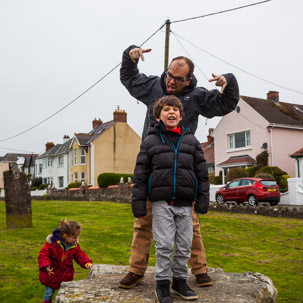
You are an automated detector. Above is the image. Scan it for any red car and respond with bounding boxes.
[215,177,280,206]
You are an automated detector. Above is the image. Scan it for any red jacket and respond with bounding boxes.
[38,233,92,289]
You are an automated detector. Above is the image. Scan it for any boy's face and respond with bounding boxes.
[157,105,182,130]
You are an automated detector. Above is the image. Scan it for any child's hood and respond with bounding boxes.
[46,228,61,244]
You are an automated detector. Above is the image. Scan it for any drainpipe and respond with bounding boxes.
[269,126,274,166]
[295,157,300,178]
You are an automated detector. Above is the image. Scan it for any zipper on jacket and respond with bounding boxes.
[148,173,153,196]
[194,174,198,201]
[167,128,190,198]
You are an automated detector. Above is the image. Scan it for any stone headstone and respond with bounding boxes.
[55,265,277,303]
[3,162,32,229]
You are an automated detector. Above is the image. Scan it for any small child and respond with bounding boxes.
[38,219,92,303]
[132,95,209,303]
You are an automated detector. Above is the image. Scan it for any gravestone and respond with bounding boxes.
[3,162,32,229]
[56,265,278,303]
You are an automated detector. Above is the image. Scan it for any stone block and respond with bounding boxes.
[3,163,32,229]
[55,265,277,303]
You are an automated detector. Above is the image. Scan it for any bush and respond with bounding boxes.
[279,174,291,192]
[214,176,223,185]
[256,150,268,167]
[208,173,215,184]
[30,186,38,191]
[67,182,81,189]
[226,168,249,182]
[254,172,275,180]
[38,184,47,190]
[31,177,42,187]
[247,166,255,177]
[255,166,288,189]
[98,173,134,188]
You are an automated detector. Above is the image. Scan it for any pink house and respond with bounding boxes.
[213,91,303,182]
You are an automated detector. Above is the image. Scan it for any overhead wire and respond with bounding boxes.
[172,31,303,95]
[0,24,165,144]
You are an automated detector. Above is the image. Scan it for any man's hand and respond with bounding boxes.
[209,73,227,94]
[129,48,152,63]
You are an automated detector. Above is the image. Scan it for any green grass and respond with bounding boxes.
[0,200,302,303]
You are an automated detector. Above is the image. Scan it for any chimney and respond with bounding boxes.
[45,142,55,151]
[92,118,103,128]
[113,107,127,123]
[267,91,279,104]
[63,135,70,143]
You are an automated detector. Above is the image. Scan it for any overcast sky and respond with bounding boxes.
[0,0,302,157]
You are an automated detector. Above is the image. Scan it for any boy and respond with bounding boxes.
[131,95,209,303]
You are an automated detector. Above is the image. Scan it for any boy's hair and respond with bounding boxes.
[59,219,81,236]
[153,96,184,119]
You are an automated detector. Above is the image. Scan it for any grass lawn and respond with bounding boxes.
[0,200,302,303]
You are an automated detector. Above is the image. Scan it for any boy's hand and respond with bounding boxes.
[46,266,54,276]
[85,263,93,269]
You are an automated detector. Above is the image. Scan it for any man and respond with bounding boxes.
[119,45,239,289]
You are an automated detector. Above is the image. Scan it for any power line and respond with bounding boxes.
[0,146,39,154]
[171,0,272,24]
[0,25,164,144]
[172,31,303,95]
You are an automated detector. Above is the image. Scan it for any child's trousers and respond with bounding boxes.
[152,201,193,281]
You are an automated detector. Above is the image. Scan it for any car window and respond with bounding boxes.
[241,179,254,186]
[227,180,241,188]
[260,180,277,186]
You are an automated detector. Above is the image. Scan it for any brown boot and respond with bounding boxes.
[119,272,144,289]
[195,273,213,287]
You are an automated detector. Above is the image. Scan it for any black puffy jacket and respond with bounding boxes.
[120,45,240,139]
[131,122,209,218]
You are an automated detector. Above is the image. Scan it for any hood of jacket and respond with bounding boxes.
[147,120,190,137]
[160,69,198,97]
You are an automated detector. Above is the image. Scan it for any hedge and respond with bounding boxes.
[98,173,134,188]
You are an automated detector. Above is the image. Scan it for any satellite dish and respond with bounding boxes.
[236,106,240,113]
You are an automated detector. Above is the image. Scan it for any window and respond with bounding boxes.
[39,164,42,173]
[74,172,78,182]
[47,158,53,167]
[58,176,64,188]
[43,159,47,168]
[81,172,85,183]
[227,180,241,188]
[81,148,86,164]
[229,131,251,150]
[58,156,64,166]
[74,149,78,165]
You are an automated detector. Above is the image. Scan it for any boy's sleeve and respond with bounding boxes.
[38,243,52,270]
[193,139,210,214]
[74,244,92,268]
[131,141,152,218]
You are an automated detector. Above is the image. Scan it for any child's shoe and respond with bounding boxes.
[155,280,173,303]
[43,300,52,303]
[171,277,198,300]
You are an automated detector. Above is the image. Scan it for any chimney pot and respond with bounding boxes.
[93,118,103,128]
[45,142,55,151]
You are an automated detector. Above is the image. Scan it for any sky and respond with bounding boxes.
[0,0,302,157]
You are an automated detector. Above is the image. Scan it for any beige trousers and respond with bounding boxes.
[129,201,208,276]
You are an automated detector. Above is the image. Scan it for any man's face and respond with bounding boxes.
[165,60,192,95]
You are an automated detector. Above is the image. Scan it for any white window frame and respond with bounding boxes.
[80,148,86,165]
[74,172,78,182]
[58,156,64,167]
[228,131,251,150]
[58,176,64,188]
[74,149,78,165]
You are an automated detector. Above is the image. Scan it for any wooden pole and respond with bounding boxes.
[164,19,171,71]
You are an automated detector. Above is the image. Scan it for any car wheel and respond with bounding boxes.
[248,195,258,206]
[216,194,225,204]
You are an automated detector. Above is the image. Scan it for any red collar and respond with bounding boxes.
[168,125,181,135]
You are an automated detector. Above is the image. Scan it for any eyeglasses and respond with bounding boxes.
[166,71,190,84]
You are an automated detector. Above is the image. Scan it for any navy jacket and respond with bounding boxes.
[120,45,240,139]
[131,122,209,218]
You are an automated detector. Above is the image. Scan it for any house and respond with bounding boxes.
[69,108,141,187]
[0,153,38,189]
[200,128,215,174]
[290,147,303,178]
[213,91,303,182]
[36,137,72,188]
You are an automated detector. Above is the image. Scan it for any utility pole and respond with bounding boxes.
[164,19,171,71]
